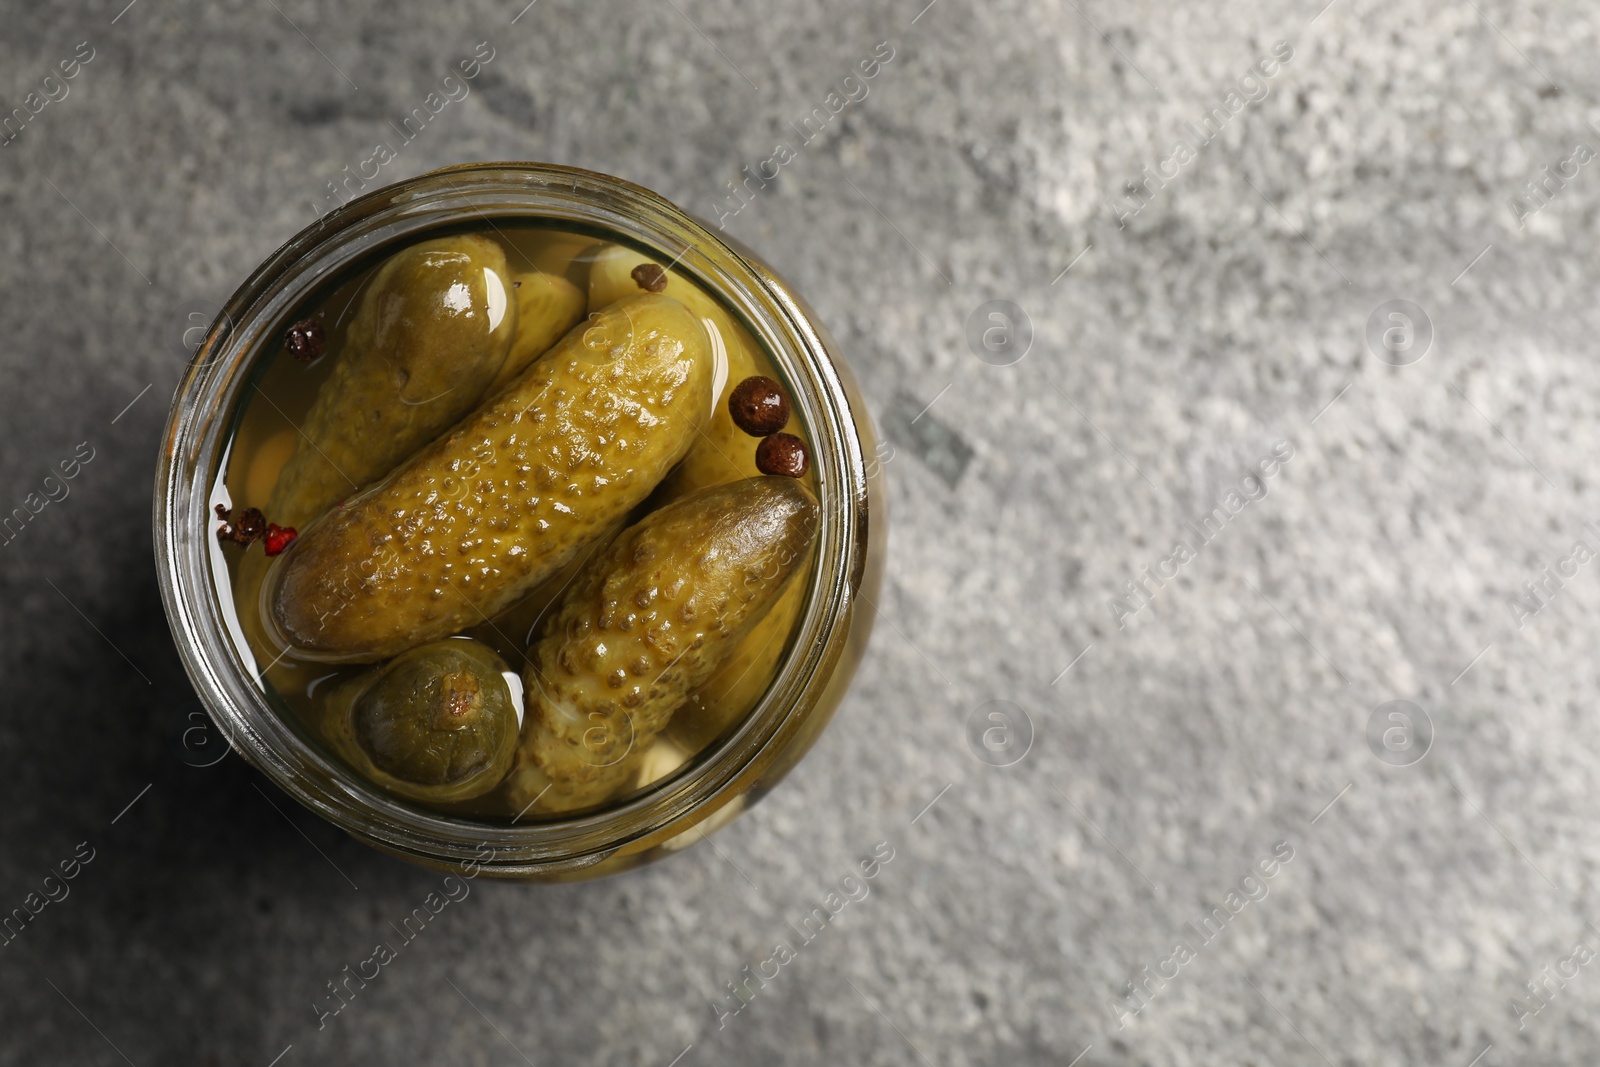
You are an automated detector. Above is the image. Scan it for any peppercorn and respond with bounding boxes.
[263,523,298,556]
[630,263,668,293]
[755,433,809,478]
[284,314,326,362]
[729,375,790,436]
[219,507,266,546]
[215,504,290,551]
[238,508,268,543]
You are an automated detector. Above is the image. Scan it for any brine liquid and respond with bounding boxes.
[213,222,814,821]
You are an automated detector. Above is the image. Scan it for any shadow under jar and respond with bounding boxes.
[154,163,885,881]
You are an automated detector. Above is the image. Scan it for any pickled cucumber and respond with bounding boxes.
[321,639,518,803]
[459,517,625,662]
[667,572,807,752]
[487,271,585,392]
[269,234,517,530]
[265,294,713,662]
[506,476,819,813]
[587,244,768,497]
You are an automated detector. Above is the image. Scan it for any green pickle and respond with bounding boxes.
[270,233,517,529]
[488,271,585,392]
[505,477,818,813]
[667,574,808,752]
[265,294,713,662]
[321,639,518,804]
[233,233,519,703]
[217,224,820,820]
[589,243,794,497]
[587,246,816,751]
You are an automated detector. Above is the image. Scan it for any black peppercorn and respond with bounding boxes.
[284,315,326,362]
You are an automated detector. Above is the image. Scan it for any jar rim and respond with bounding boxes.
[153,162,872,876]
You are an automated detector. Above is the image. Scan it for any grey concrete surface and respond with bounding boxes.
[3,0,1600,1063]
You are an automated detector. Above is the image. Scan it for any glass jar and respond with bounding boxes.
[153,162,885,880]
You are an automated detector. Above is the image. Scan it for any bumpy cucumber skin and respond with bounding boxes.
[508,476,818,812]
[658,332,763,497]
[270,234,517,530]
[267,294,712,662]
[589,245,815,750]
[667,572,807,752]
[588,244,770,496]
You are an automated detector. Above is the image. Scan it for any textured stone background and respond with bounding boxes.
[4,0,1600,1063]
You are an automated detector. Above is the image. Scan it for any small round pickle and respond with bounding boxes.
[266,294,713,662]
[506,476,819,813]
[322,639,518,804]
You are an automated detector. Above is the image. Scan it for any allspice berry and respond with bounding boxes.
[729,375,790,436]
[630,263,668,293]
[232,507,267,545]
[755,433,809,478]
[284,315,326,362]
